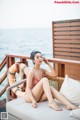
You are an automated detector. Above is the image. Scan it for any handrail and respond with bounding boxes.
[0,83,9,96]
[49,58,80,65]
[0,56,9,97]
[6,79,26,102]
[0,54,80,98]
[0,56,8,70]
[6,54,80,65]
[0,71,7,84]
[6,54,30,60]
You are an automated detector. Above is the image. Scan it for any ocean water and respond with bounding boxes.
[0,28,53,62]
[0,27,53,99]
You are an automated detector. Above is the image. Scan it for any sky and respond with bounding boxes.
[0,0,80,28]
[0,0,53,28]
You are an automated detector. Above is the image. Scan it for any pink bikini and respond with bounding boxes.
[31,69,45,89]
[31,77,39,89]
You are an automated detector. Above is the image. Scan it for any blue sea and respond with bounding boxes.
[0,27,53,99]
[0,28,53,62]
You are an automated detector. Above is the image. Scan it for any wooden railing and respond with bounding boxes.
[0,56,8,70]
[0,54,29,97]
[0,54,80,97]
[0,56,8,96]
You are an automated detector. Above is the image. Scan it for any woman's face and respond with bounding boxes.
[33,53,43,65]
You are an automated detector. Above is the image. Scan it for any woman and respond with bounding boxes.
[8,62,29,97]
[25,51,77,111]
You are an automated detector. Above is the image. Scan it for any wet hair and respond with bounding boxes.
[30,51,41,64]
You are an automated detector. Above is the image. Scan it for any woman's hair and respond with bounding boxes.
[30,51,41,60]
[30,51,41,64]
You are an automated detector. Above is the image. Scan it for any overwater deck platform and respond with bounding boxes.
[0,99,6,112]
[0,18,80,120]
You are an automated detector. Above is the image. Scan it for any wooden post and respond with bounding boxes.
[9,57,15,67]
[58,63,65,77]
[20,58,28,91]
[7,56,15,68]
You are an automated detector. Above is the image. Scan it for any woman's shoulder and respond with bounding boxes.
[41,68,46,73]
[28,68,34,75]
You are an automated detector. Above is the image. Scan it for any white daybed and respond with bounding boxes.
[6,79,78,120]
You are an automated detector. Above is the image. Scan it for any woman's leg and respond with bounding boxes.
[39,93,47,102]
[25,77,61,110]
[50,86,77,110]
[39,86,77,110]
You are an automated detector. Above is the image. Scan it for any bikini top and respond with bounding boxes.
[31,69,45,88]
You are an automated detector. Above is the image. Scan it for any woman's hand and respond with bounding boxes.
[43,58,49,65]
[32,101,37,108]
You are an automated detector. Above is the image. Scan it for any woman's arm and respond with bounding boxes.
[43,58,57,79]
[26,70,37,107]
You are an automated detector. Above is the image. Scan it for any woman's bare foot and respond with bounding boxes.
[48,101,62,111]
[65,104,78,110]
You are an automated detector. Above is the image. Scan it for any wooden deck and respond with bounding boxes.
[0,99,6,112]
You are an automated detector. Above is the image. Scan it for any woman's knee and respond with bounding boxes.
[50,86,54,90]
[50,86,58,94]
[41,77,49,83]
[50,86,56,91]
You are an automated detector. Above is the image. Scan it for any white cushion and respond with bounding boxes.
[6,98,71,120]
[69,107,80,120]
[60,75,80,106]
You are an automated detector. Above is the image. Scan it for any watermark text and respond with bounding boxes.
[54,1,80,4]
